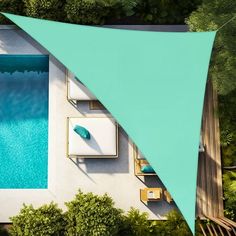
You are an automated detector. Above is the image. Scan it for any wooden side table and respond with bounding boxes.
[140,188,163,203]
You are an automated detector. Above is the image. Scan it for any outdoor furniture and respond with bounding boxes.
[67,70,97,102]
[133,145,156,176]
[140,188,163,203]
[89,101,106,110]
[164,190,173,204]
[67,117,118,158]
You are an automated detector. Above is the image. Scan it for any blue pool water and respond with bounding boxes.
[0,55,49,188]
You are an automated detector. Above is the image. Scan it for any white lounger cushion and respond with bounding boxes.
[68,117,118,157]
[67,71,97,101]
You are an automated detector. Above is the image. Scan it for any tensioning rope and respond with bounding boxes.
[217,14,236,31]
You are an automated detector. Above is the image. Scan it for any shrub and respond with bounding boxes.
[0,0,24,24]
[0,0,203,25]
[223,171,236,221]
[118,0,139,17]
[161,210,193,236]
[7,192,206,236]
[120,209,204,236]
[218,89,236,166]
[136,0,202,24]
[65,0,141,25]
[65,190,123,236]
[23,0,66,21]
[119,208,153,236]
[65,0,115,25]
[9,203,66,236]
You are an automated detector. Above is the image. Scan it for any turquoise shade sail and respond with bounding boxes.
[2,13,216,235]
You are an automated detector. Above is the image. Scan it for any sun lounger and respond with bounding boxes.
[67,70,97,102]
[133,145,156,176]
[67,117,118,158]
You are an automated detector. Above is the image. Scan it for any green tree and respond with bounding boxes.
[64,0,140,25]
[218,89,236,166]
[223,171,236,221]
[0,0,24,24]
[23,0,66,21]
[136,0,202,24]
[160,210,192,236]
[65,190,123,236]
[120,209,204,236]
[186,0,236,95]
[119,208,153,236]
[119,0,139,17]
[65,0,117,25]
[9,203,66,236]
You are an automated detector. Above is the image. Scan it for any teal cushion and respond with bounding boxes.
[73,125,90,140]
[141,165,155,173]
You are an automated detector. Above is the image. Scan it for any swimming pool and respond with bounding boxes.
[0,55,49,188]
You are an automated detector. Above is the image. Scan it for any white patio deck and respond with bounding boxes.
[0,26,177,222]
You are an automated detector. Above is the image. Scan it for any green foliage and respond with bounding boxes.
[7,192,206,236]
[160,210,192,236]
[218,89,236,166]
[222,144,236,167]
[65,0,113,24]
[0,0,201,25]
[218,89,236,136]
[9,203,66,236]
[120,209,203,236]
[151,211,203,236]
[0,0,24,24]
[23,0,66,21]
[186,0,236,95]
[119,0,139,17]
[136,0,202,24]
[223,171,236,221]
[65,190,123,236]
[64,0,140,25]
[119,208,153,236]
[220,128,233,147]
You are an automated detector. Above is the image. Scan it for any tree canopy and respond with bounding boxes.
[65,190,123,236]
[223,171,236,221]
[0,0,202,25]
[7,190,205,236]
[187,0,236,95]
[9,203,66,236]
